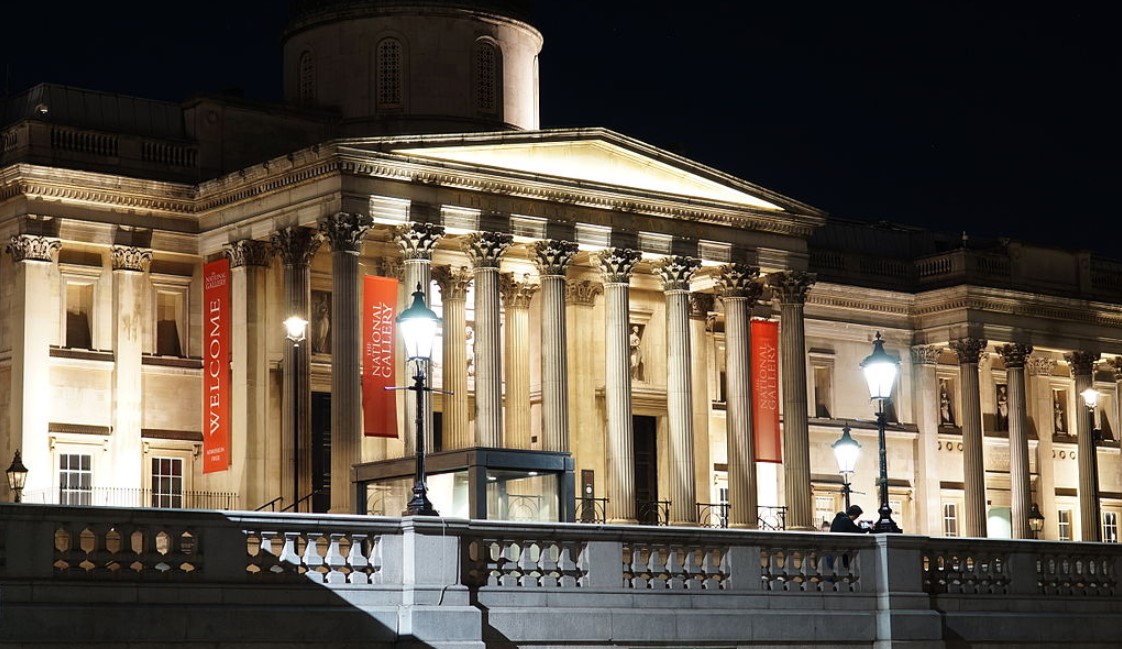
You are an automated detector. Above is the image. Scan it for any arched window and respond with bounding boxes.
[474,41,501,115]
[376,38,403,109]
[298,51,316,106]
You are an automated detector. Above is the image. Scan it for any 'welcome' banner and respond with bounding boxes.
[202,259,231,474]
[363,276,399,438]
[751,319,782,463]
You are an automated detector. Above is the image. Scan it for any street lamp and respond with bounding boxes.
[832,423,861,510]
[1028,502,1045,539]
[397,283,440,517]
[284,315,308,512]
[6,450,28,503]
[860,332,902,533]
[1080,386,1102,539]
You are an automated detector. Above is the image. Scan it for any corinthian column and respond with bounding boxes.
[271,226,322,508]
[320,212,373,513]
[500,273,539,449]
[1027,356,1058,539]
[949,337,988,537]
[394,223,445,455]
[911,345,942,535]
[1066,350,1101,541]
[998,343,1034,539]
[464,232,512,448]
[654,256,701,525]
[720,264,763,528]
[599,248,642,524]
[432,265,473,450]
[532,240,578,453]
[768,271,816,530]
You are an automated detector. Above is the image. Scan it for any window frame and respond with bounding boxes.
[59,264,103,350]
[151,273,191,357]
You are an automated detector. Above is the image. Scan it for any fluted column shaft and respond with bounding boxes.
[721,265,762,528]
[911,346,942,535]
[533,241,578,453]
[600,248,642,524]
[1028,357,1058,539]
[501,274,538,449]
[321,213,372,513]
[997,343,1034,539]
[950,338,987,537]
[272,227,321,508]
[395,223,444,455]
[433,266,472,449]
[1067,351,1101,541]
[769,271,816,530]
[465,232,512,448]
[656,256,701,525]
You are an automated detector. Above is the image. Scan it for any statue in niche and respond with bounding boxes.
[629,324,644,381]
[994,384,1009,431]
[311,291,331,354]
[939,379,954,425]
[465,325,476,377]
[1054,390,1067,434]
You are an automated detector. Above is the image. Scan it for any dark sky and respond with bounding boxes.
[2,2,1119,258]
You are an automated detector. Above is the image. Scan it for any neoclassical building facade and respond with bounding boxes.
[1,0,1120,542]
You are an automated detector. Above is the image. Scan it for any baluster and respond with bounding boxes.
[557,543,578,588]
[324,533,348,584]
[665,548,684,589]
[682,549,700,590]
[279,532,302,574]
[646,545,667,589]
[349,534,371,584]
[539,542,559,588]
[303,534,325,583]
[500,541,521,587]
[517,541,540,587]
[718,549,731,591]
[630,544,649,589]
[702,549,721,590]
[577,543,592,588]
[370,535,385,584]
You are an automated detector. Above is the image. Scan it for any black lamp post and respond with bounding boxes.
[284,315,309,512]
[1028,502,1045,539]
[832,423,861,510]
[1080,387,1102,540]
[6,450,28,503]
[860,332,902,534]
[397,284,440,517]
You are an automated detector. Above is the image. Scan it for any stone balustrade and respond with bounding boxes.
[2,504,1122,648]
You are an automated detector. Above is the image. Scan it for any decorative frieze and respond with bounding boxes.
[949,338,988,365]
[996,343,1034,369]
[910,345,942,365]
[271,226,322,267]
[768,270,816,305]
[532,240,578,277]
[653,255,700,292]
[6,234,61,263]
[689,293,715,321]
[1026,357,1057,377]
[500,273,539,309]
[1064,350,1100,378]
[432,265,473,300]
[319,212,373,253]
[225,239,272,268]
[565,280,603,307]
[394,222,445,260]
[110,246,153,272]
[597,248,642,285]
[463,231,513,268]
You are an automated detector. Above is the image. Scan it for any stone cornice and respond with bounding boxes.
[913,292,1122,329]
[1,164,196,216]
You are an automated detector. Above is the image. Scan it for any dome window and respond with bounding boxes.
[376,38,404,109]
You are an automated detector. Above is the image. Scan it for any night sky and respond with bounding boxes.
[2,2,1118,258]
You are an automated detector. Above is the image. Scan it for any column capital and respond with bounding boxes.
[596,247,642,284]
[1026,357,1056,377]
[110,246,152,272]
[717,263,763,302]
[225,239,273,268]
[432,265,473,300]
[949,338,988,364]
[319,212,373,254]
[996,343,1034,369]
[653,255,700,292]
[394,222,445,260]
[271,226,322,267]
[500,273,539,309]
[767,270,816,304]
[1064,350,1100,378]
[531,239,578,276]
[689,292,715,321]
[1110,357,1122,381]
[565,279,603,307]
[910,345,942,365]
[5,234,61,263]
[463,231,513,269]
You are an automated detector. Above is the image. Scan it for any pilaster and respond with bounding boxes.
[108,245,151,490]
[910,345,942,536]
[1027,356,1058,539]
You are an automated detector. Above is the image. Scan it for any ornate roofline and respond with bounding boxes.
[0,164,196,216]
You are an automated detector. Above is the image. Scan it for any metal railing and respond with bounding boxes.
[697,503,788,530]
[637,499,671,526]
[24,487,240,511]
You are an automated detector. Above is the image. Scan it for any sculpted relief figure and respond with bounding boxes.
[629,324,643,381]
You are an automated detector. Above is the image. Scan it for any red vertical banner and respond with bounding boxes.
[363,276,399,437]
[202,259,231,474]
[751,319,782,463]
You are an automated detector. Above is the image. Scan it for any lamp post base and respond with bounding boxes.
[873,503,902,534]
[402,481,439,517]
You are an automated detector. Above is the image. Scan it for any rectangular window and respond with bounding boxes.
[815,495,836,530]
[1103,512,1119,544]
[59,453,92,505]
[65,283,94,349]
[942,502,959,537]
[155,291,185,356]
[813,365,833,418]
[1058,509,1072,541]
[150,457,184,508]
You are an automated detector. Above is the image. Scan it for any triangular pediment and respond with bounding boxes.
[389,133,784,211]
